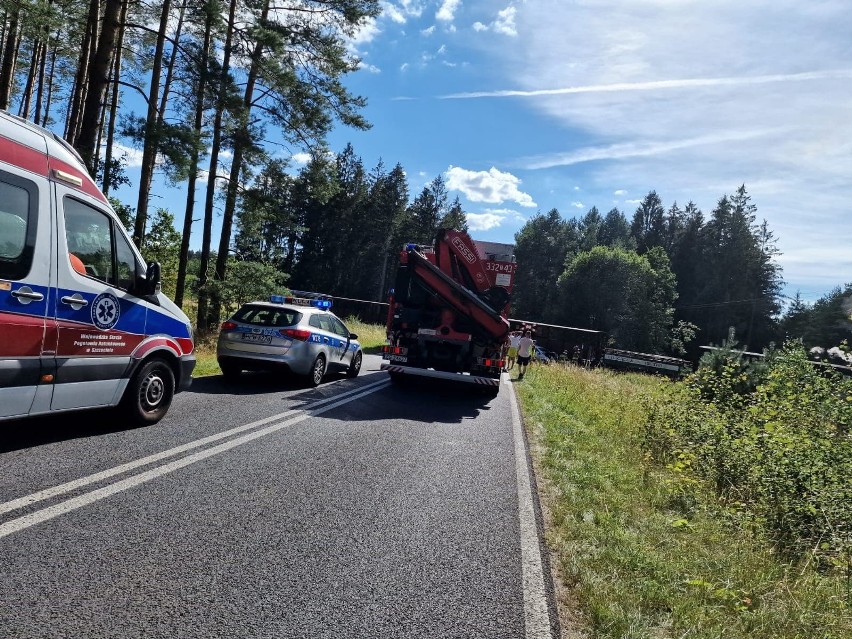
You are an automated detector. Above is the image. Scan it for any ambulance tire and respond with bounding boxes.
[122,358,175,426]
[308,354,326,387]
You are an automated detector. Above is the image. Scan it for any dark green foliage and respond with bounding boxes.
[556,245,677,352]
[512,209,576,321]
[642,341,852,564]
[205,259,289,316]
[140,208,182,296]
[512,184,790,356]
[781,284,852,350]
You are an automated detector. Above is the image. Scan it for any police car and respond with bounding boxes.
[216,293,363,386]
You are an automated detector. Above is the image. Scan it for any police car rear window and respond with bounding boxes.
[233,305,301,327]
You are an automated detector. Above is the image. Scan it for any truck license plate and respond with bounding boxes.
[387,354,408,362]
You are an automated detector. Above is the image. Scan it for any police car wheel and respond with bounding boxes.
[123,358,175,426]
[309,355,326,387]
[346,352,363,378]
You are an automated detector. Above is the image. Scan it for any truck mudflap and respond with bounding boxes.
[381,363,502,387]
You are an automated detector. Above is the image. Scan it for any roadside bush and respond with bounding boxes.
[641,341,852,565]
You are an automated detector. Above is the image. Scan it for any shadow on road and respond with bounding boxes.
[319,375,499,425]
[0,408,136,454]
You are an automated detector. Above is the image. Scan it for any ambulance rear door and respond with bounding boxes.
[0,163,50,419]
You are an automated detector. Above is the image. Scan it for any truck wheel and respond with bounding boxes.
[308,355,326,387]
[122,358,175,426]
[346,352,363,378]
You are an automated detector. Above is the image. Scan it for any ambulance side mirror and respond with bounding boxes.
[144,261,162,296]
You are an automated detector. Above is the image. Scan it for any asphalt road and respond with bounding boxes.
[0,355,557,639]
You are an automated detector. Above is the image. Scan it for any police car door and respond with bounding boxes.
[53,188,143,411]
[329,315,353,367]
[0,168,48,419]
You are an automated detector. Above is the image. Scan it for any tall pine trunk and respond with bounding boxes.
[76,0,124,174]
[41,41,57,126]
[209,0,270,328]
[102,0,128,195]
[175,1,214,308]
[195,0,237,332]
[132,0,173,247]
[18,40,42,119]
[33,37,49,125]
[0,10,20,110]
[66,0,100,142]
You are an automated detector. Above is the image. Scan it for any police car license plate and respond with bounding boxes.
[242,333,272,344]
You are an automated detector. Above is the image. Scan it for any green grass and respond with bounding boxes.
[516,363,852,639]
[191,318,387,378]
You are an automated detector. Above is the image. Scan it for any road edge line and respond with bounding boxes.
[508,379,556,639]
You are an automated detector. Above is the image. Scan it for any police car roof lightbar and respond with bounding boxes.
[270,292,333,309]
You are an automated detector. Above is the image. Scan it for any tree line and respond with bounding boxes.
[512,186,851,359]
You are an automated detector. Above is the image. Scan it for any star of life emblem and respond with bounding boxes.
[91,292,121,330]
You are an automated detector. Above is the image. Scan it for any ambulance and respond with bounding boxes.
[0,111,195,425]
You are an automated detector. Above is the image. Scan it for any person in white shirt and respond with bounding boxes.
[517,330,535,380]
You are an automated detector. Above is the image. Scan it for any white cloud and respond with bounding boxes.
[437,44,447,55]
[492,6,517,36]
[421,25,435,36]
[466,208,525,231]
[625,199,642,205]
[571,201,584,208]
[400,62,409,72]
[471,5,517,36]
[291,153,311,166]
[350,17,381,45]
[436,0,461,22]
[105,143,143,168]
[445,166,537,207]
[359,61,381,73]
[441,70,852,100]
[614,189,627,195]
[382,2,406,24]
[467,212,506,231]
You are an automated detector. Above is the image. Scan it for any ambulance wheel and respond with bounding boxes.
[346,352,363,378]
[123,358,175,426]
[308,354,326,387]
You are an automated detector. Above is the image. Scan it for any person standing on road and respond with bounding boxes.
[505,330,521,371]
[517,330,535,380]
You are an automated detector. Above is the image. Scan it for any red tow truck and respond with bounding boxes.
[381,230,516,395]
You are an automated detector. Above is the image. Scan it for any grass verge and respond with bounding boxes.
[516,363,852,639]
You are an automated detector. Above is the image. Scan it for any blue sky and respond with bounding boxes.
[114,0,852,304]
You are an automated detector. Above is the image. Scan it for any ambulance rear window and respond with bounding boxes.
[0,173,37,281]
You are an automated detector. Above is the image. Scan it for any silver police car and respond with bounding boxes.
[216,293,363,386]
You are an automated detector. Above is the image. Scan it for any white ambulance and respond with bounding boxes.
[0,111,195,425]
